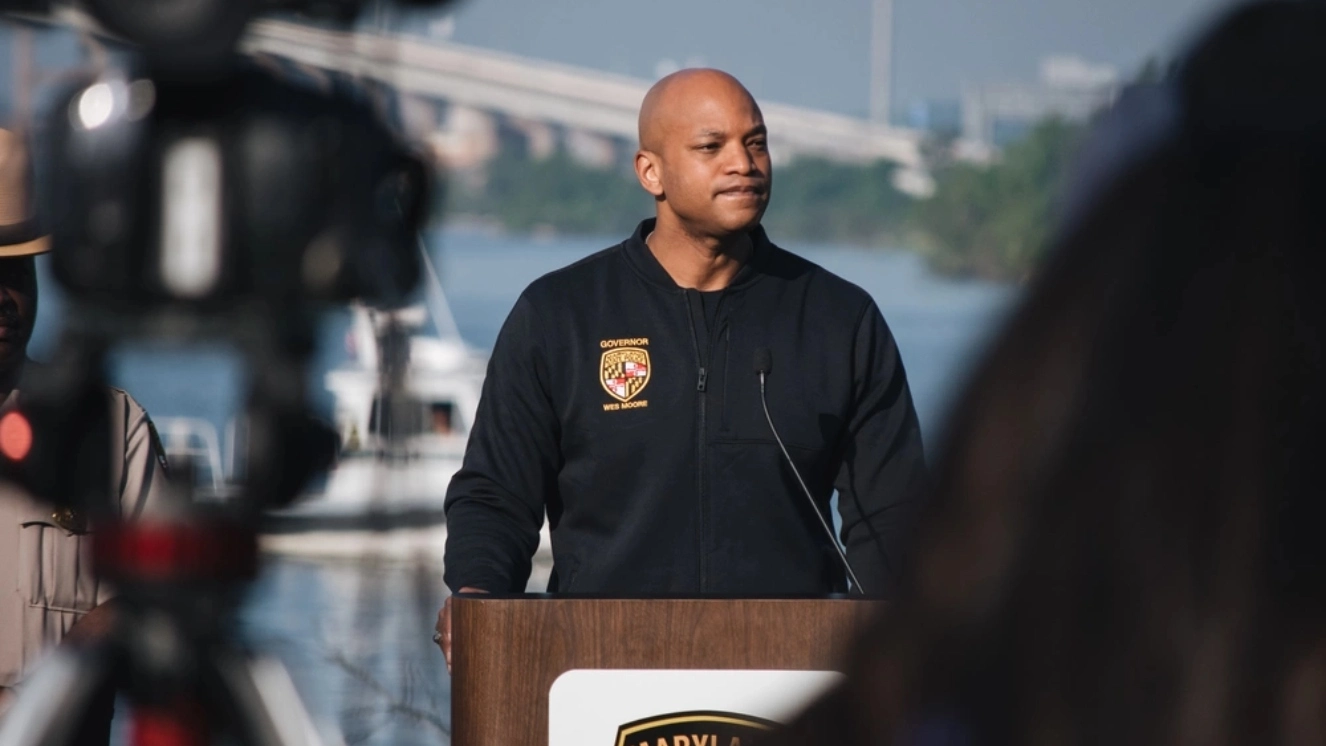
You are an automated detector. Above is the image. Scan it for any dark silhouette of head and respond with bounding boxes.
[773,3,1326,744]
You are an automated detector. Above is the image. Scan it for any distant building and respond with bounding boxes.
[905,99,962,135]
[962,55,1120,148]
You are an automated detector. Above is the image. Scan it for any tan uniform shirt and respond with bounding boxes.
[0,385,169,692]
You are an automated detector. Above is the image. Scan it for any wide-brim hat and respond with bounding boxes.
[0,128,49,258]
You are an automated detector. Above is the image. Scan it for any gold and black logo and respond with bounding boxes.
[614,710,777,746]
[600,344,650,411]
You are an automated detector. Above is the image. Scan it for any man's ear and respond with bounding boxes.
[634,149,665,198]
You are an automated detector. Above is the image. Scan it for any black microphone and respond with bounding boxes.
[753,348,772,376]
[753,348,865,594]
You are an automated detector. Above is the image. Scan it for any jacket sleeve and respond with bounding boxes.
[834,301,927,598]
[443,294,558,592]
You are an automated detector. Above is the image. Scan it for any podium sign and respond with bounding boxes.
[549,669,843,745]
[452,596,881,745]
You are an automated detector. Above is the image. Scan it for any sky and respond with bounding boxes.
[394,0,1239,118]
[0,0,1242,124]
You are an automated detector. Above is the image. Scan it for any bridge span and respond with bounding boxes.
[243,20,932,193]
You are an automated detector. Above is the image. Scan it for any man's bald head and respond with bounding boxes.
[638,69,762,153]
[633,68,771,240]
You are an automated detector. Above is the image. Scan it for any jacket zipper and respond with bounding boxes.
[720,327,731,432]
[683,290,708,591]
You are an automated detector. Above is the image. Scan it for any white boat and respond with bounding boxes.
[262,247,488,542]
[313,302,487,513]
[155,296,485,553]
[155,247,553,585]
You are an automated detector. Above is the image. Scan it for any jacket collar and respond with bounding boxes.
[622,218,771,293]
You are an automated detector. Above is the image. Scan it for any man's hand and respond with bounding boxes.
[436,587,488,674]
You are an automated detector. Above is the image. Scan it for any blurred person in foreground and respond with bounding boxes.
[767,3,1326,744]
[437,69,926,666]
[0,129,170,743]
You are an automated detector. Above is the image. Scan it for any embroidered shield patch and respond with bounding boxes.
[601,347,651,403]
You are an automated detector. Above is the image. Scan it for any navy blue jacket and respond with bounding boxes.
[443,220,926,596]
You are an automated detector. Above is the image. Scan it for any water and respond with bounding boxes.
[239,558,453,745]
[32,229,1016,744]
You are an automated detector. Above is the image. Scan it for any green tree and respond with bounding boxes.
[449,149,651,236]
[913,117,1084,281]
[761,158,912,246]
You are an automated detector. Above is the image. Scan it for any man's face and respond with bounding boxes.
[653,83,772,238]
[0,257,37,369]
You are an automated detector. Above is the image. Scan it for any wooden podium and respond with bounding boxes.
[450,596,881,745]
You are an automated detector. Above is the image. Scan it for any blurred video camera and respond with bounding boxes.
[0,5,452,744]
[0,0,449,516]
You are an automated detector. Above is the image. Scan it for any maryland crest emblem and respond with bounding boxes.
[601,347,651,403]
[614,710,777,746]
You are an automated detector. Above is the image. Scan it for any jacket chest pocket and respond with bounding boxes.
[18,518,100,614]
[720,369,840,453]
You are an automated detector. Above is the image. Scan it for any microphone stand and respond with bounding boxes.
[754,348,866,595]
